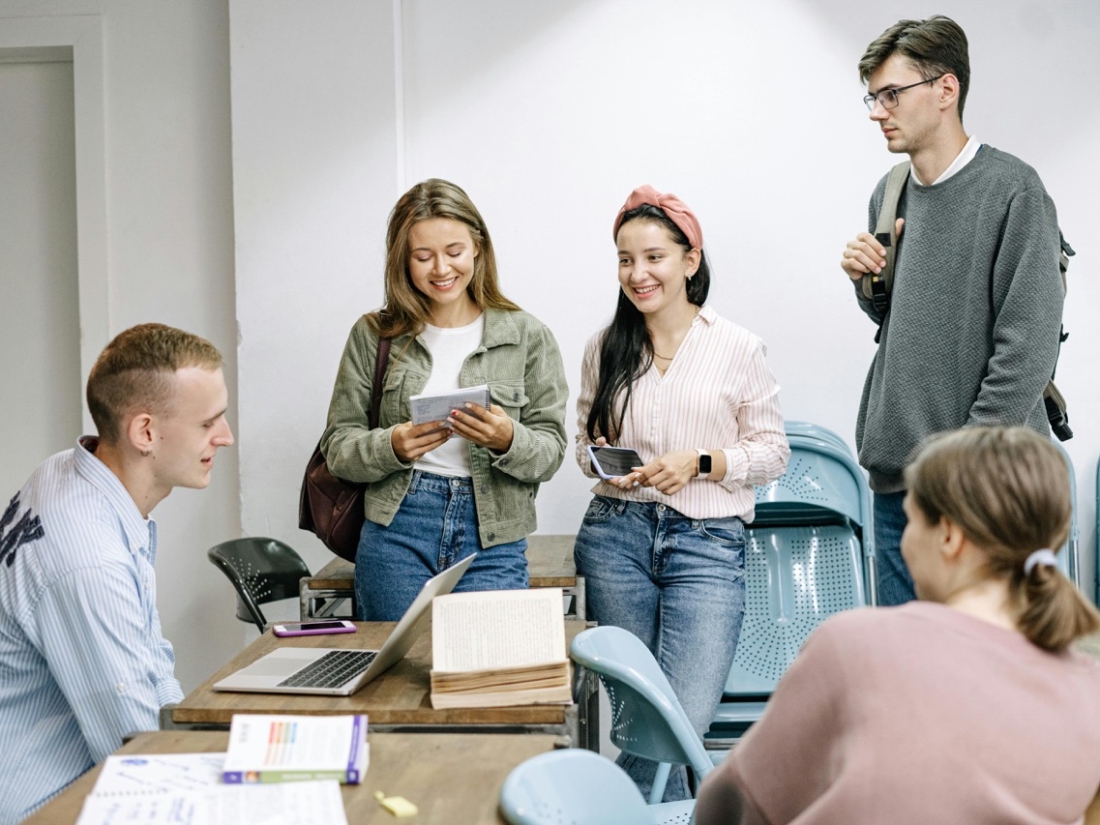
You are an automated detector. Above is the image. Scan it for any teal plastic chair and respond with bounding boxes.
[569,626,713,805]
[783,420,850,453]
[207,537,310,632]
[500,749,694,825]
[710,429,873,745]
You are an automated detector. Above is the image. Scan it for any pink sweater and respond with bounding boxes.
[696,603,1100,824]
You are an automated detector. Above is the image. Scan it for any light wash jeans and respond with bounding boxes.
[574,495,746,802]
[873,490,915,606]
[355,470,528,621]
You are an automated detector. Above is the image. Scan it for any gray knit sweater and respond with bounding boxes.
[854,146,1064,492]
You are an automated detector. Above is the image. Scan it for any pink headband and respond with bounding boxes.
[612,185,703,250]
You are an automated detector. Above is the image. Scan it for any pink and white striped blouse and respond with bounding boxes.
[575,305,790,521]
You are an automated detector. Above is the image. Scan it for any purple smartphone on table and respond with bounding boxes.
[272,620,357,637]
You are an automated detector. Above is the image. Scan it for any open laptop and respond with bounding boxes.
[213,553,476,697]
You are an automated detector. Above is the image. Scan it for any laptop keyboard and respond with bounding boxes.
[278,650,377,689]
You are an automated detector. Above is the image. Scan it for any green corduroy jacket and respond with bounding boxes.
[321,308,569,547]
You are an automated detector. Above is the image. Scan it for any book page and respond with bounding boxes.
[75,781,347,825]
[432,588,566,672]
[91,753,224,797]
[409,384,490,425]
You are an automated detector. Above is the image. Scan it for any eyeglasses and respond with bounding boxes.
[863,75,944,111]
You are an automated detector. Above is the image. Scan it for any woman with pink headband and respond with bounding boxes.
[573,185,790,801]
[695,426,1100,824]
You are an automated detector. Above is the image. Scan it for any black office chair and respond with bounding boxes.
[207,537,311,632]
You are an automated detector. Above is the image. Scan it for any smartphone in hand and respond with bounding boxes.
[587,445,644,480]
[272,620,357,637]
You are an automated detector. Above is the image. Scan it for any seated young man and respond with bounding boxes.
[0,323,234,822]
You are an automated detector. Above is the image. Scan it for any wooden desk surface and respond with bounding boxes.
[172,621,588,728]
[23,730,560,825]
[306,534,577,590]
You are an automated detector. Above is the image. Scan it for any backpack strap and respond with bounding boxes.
[861,161,912,315]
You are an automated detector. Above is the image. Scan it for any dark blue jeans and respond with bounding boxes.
[873,490,915,605]
[355,471,528,620]
[574,496,746,802]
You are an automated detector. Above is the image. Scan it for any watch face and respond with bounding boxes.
[699,454,712,474]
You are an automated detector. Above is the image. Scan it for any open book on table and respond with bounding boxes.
[429,587,572,709]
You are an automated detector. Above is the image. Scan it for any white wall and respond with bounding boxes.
[0,0,241,690]
[234,0,1100,599]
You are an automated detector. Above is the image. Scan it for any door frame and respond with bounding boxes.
[1,15,106,431]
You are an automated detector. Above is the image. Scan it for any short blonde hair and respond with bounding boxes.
[86,323,223,443]
[905,426,1098,651]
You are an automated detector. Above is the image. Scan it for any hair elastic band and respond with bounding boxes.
[613,185,704,250]
[1023,548,1058,576]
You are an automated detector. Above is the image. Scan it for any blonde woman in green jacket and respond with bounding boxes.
[321,179,569,620]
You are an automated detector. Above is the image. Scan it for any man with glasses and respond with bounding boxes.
[839,16,1064,606]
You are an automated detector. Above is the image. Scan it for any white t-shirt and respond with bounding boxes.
[413,314,485,478]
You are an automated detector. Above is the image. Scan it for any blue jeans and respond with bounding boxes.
[355,470,529,620]
[874,490,915,606]
[574,496,746,802]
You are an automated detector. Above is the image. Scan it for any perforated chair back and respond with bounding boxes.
[569,627,713,781]
[500,749,694,825]
[207,537,310,632]
[726,524,865,696]
[713,432,873,737]
[754,436,870,534]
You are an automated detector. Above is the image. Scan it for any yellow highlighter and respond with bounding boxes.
[375,790,419,818]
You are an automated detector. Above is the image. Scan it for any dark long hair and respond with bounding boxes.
[585,205,710,442]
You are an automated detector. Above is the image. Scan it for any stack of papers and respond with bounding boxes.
[75,753,348,825]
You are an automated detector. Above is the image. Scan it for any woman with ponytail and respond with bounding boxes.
[573,185,789,802]
[696,426,1100,825]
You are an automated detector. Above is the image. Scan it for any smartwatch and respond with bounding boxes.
[696,449,712,476]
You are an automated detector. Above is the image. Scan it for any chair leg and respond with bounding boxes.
[649,762,671,804]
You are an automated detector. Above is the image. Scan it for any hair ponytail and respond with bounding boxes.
[905,426,1100,653]
[1013,560,1099,653]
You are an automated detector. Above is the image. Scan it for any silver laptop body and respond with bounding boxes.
[212,553,476,697]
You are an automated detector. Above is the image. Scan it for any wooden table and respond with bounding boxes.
[300,534,585,621]
[166,621,599,751]
[22,730,562,824]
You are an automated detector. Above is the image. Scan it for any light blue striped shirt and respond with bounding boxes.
[0,438,183,823]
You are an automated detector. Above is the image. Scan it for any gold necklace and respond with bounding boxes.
[653,352,673,360]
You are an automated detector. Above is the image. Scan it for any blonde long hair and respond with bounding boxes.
[369,179,519,340]
[904,426,1099,652]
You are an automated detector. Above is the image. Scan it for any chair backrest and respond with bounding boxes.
[726,524,865,696]
[207,537,310,632]
[782,420,850,453]
[500,749,654,825]
[723,428,874,698]
[569,626,713,781]
[755,436,871,537]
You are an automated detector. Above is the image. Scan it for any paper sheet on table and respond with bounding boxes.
[75,779,347,825]
[90,753,224,796]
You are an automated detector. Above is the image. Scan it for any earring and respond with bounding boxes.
[140,448,152,458]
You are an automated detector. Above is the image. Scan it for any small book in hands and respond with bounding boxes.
[222,714,369,784]
[429,588,573,709]
[409,384,491,426]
